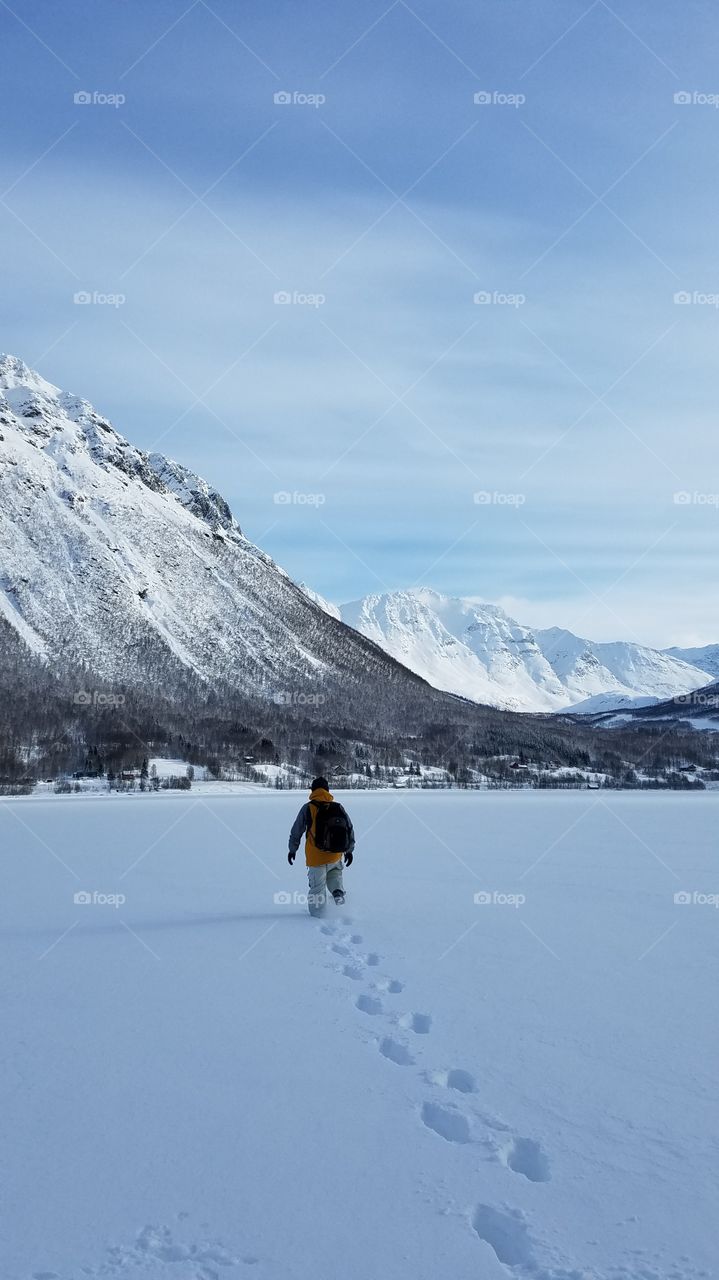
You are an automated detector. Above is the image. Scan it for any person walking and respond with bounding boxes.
[287,776,355,915]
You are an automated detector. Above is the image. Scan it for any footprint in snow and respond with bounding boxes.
[342,963,364,980]
[349,933,363,945]
[400,1011,432,1035]
[364,951,380,966]
[471,1204,701,1279]
[92,1223,251,1277]
[379,1036,415,1066]
[378,978,404,994]
[421,1100,471,1144]
[331,942,350,956]
[356,992,383,1015]
[472,1203,534,1268]
[502,1136,551,1183]
[136,1224,195,1262]
[440,1067,476,1094]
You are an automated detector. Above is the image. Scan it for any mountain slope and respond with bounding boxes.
[0,355,446,722]
[298,582,341,622]
[534,627,710,708]
[340,590,567,711]
[663,644,719,681]
[620,681,719,730]
[335,589,711,713]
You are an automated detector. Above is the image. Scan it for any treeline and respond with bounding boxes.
[0,616,717,792]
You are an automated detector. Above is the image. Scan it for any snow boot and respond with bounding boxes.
[332,889,346,906]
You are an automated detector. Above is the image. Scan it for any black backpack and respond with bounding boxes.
[313,801,352,853]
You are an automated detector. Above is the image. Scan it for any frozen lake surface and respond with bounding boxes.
[2,790,716,1279]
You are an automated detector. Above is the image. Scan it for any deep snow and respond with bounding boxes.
[1,791,716,1280]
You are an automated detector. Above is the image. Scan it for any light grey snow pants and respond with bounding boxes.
[307,861,344,916]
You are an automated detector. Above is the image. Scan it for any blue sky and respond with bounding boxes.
[2,0,718,646]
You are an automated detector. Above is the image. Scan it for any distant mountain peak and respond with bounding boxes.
[330,587,714,713]
[663,644,719,682]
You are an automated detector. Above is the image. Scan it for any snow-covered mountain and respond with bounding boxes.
[297,583,341,622]
[663,644,719,681]
[614,681,719,731]
[3,353,712,725]
[556,691,659,716]
[339,590,565,711]
[0,355,435,715]
[533,626,711,710]
[332,589,712,713]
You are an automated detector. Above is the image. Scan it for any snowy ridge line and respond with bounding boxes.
[0,352,242,538]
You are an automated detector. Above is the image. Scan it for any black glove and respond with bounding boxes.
[288,850,296,865]
[344,851,353,867]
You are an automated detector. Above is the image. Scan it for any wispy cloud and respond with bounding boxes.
[1,0,716,646]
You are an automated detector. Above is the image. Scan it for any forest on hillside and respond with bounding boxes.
[1,617,716,794]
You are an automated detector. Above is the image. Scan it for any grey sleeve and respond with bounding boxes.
[288,803,310,854]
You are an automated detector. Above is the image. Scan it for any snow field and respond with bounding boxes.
[1,791,717,1280]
